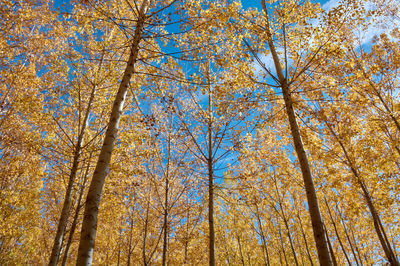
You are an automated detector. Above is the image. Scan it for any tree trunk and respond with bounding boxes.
[278,225,289,266]
[324,197,351,265]
[61,160,91,266]
[296,211,314,266]
[207,80,215,266]
[48,57,100,265]
[254,204,270,266]
[76,2,147,264]
[162,129,172,266]
[348,223,365,266]
[48,144,83,266]
[260,1,332,264]
[207,124,215,266]
[337,205,360,266]
[143,200,151,266]
[324,223,338,266]
[272,177,299,266]
[233,214,245,266]
[183,208,190,265]
[127,214,134,266]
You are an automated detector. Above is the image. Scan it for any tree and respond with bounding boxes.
[75,1,149,263]
[242,0,337,263]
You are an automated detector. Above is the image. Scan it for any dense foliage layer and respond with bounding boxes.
[1,0,399,265]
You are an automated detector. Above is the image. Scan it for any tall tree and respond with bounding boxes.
[76,1,149,263]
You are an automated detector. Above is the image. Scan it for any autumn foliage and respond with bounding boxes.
[1,0,399,265]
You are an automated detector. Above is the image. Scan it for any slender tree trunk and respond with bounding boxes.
[278,249,283,266]
[272,178,299,266]
[282,214,298,266]
[297,211,314,266]
[278,226,289,266]
[161,189,168,266]
[272,198,298,266]
[48,136,83,266]
[207,127,215,266]
[260,1,332,264]
[207,83,215,266]
[143,201,150,266]
[127,216,133,266]
[254,204,270,266]
[337,205,360,266]
[183,208,189,265]
[61,192,83,266]
[237,233,245,266]
[348,223,364,266]
[61,162,89,266]
[272,200,298,266]
[275,44,331,266]
[247,252,252,266]
[76,2,147,265]
[233,215,245,266]
[48,59,100,265]
[265,245,270,266]
[117,245,121,266]
[324,223,338,266]
[222,239,232,266]
[183,237,188,265]
[285,219,298,266]
[162,130,171,266]
[324,197,351,265]
[358,181,397,265]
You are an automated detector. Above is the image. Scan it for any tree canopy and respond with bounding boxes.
[1,0,399,265]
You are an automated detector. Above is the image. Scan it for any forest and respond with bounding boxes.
[1,0,400,265]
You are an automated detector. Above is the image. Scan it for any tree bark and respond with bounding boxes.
[260,1,332,264]
[76,2,147,264]
[208,86,215,266]
[254,203,270,266]
[162,127,172,266]
[127,213,134,266]
[272,177,299,266]
[324,197,351,265]
[296,211,314,266]
[324,223,338,266]
[337,205,360,266]
[278,225,289,266]
[143,200,150,266]
[61,160,91,266]
[48,55,100,266]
